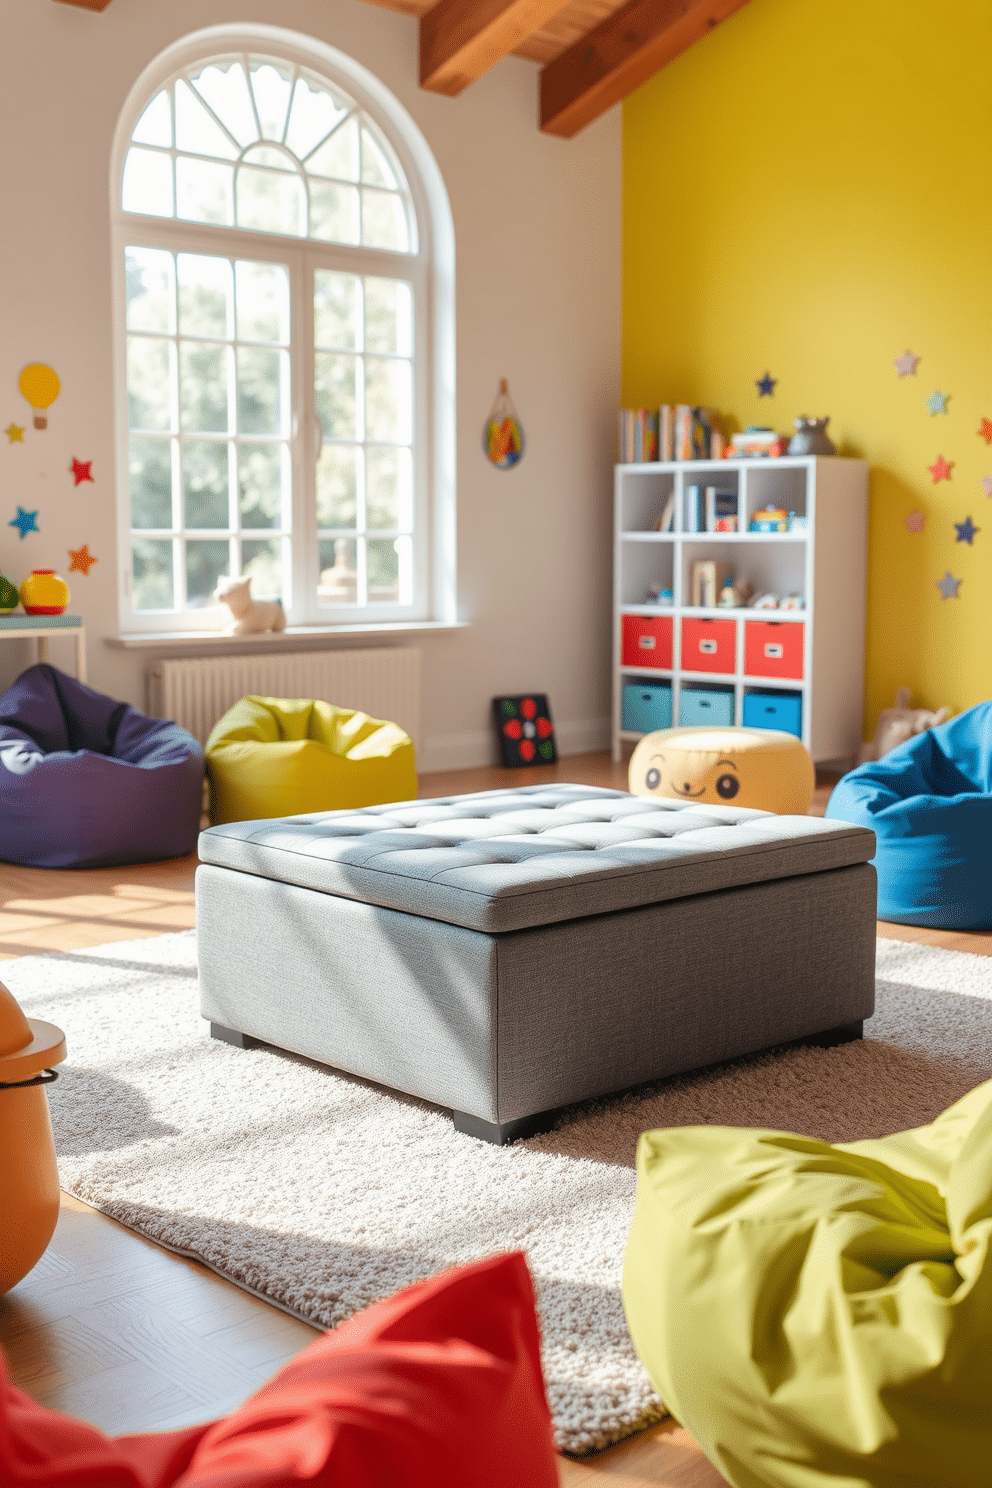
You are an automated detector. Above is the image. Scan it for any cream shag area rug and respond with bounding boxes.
[6,932,992,1455]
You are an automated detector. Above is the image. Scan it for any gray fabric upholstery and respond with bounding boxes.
[199,784,875,933]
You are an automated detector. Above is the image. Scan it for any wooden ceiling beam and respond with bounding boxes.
[539,0,749,137]
[421,0,577,96]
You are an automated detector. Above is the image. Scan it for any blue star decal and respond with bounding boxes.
[936,571,962,599]
[756,371,777,397]
[955,515,979,544]
[9,506,39,539]
[927,388,950,416]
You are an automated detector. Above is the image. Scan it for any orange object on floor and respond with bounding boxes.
[0,979,66,1294]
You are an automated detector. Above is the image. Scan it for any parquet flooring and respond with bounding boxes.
[1,752,987,1484]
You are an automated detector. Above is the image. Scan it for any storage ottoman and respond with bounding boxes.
[196,785,877,1144]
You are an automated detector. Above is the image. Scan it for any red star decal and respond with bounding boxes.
[68,543,98,576]
[979,418,992,445]
[928,455,953,483]
[70,457,94,486]
[904,511,924,533]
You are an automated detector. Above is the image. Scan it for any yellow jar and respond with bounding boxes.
[19,568,70,615]
[0,979,66,1293]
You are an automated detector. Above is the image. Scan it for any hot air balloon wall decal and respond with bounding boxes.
[18,363,61,429]
[483,378,525,469]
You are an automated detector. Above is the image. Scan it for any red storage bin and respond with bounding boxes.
[621,614,672,669]
[680,617,735,674]
[744,620,805,680]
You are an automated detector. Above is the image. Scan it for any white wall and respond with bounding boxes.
[0,0,620,770]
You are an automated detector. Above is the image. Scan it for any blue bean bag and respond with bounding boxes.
[0,664,204,868]
[826,702,992,929]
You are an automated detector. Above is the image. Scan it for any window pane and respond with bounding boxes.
[365,356,411,443]
[177,254,232,338]
[307,117,359,180]
[186,539,231,607]
[129,437,173,528]
[237,347,286,435]
[316,445,358,528]
[180,342,230,432]
[309,181,359,245]
[242,537,284,598]
[361,189,408,252]
[175,79,239,159]
[236,261,290,344]
[126,248,174,333]
[286,77,347,160]
[366,447,412,530]
[250,60,293,142]
[132,90,172,148]
[122,148,174,217]
[133,538,174,610]
[176,157,233,226]
[128,337,173,430]
[314,271,359,350]
[318,538,358,605]
[367,537,402,603]
[183,440,230,528]
[315,353,358,439]
[243,144,294,171]
[364,278,411,355]
[189,63,259,149]
[239,443,285,527]
[236,165,305,236]
[361,127,397,188]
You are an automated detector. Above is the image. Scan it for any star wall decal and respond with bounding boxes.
[982,475,992,498]
[9,505,39,539]
[70,457,94,486]
[904,510,925,532]
[755,371,777,397]
[894,349,920,377]
[68,543,98,576]
[5,423,24,443]
[927,389,950,416]
[979,417,992,444]
[936,571,962,599]
[928,454,953,483]
[955,515,979,544]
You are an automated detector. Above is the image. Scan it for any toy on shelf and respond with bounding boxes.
[0,576,18,613]
[858,687,952,764]
[727,428,789,459]
[215,576,286,635]
[749,507,789,533]
[787,512,807,532]
[19,570,69,615]
[779,593,805,610]
[752,592,780,610]
[717,577,754,608]
[788,417,836,456]
[646,584,674,605]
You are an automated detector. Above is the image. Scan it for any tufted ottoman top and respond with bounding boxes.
[198,784,875,934]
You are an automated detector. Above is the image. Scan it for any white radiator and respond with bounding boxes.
[148,648,421,749]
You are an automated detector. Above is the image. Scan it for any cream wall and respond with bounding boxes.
[0,0,620,770]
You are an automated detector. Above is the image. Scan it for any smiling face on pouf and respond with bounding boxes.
[628,727,815,815]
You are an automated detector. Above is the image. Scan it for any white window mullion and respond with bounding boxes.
[291,249,314,624]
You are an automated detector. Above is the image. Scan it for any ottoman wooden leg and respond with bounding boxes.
[210,1022,265,1050]
[452,1108,557,1146]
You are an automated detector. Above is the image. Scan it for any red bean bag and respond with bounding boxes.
[0,1251,557,1487]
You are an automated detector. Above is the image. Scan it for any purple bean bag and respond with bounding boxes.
[0,665,204,868]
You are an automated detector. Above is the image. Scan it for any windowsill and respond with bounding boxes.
[105,619,469,651]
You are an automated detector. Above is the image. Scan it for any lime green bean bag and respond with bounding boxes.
[623,1080,992,1488]
[206,694,416,824]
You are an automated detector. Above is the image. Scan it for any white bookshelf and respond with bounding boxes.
[612,456,868,764]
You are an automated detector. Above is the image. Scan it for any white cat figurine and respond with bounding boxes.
[214,576,287,635]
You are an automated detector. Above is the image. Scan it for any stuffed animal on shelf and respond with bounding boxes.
[215,577,287,635]
[859,687,952,763]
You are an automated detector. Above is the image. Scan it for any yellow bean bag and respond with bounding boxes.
[623,1081,992,1488]
[206,695,417,824]
[628,725,814,815]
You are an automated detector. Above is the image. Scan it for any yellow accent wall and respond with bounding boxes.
[622,0,992,737]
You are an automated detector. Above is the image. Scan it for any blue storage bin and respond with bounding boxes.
[743,690,803,738]
[679,686,734,727]
[622,681,672,733]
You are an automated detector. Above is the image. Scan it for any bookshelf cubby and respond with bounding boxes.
[612,456,868,765]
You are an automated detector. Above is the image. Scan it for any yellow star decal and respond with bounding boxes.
[5,423,25,443]
[68,543,98,576]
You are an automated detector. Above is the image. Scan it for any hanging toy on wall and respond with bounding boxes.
[18,364,61,430]
[483,378,525,470]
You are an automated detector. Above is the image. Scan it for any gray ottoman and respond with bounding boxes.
[196,784,877,1143]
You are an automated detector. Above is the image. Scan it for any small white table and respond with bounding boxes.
[0,614,87,682]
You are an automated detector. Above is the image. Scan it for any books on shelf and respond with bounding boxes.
[619,406,726,463]
[705,486,737,533]
[653,491,676,533]
[618,408,658,463]
[730,426,789,458]
[690,559,734,609]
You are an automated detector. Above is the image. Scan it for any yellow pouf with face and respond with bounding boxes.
[628,726,815,815]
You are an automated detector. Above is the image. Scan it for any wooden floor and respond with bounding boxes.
[1,752,989,1483]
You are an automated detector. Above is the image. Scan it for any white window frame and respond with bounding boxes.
[110,24,456,634]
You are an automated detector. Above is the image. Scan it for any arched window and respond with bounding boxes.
[112,30,455,631]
